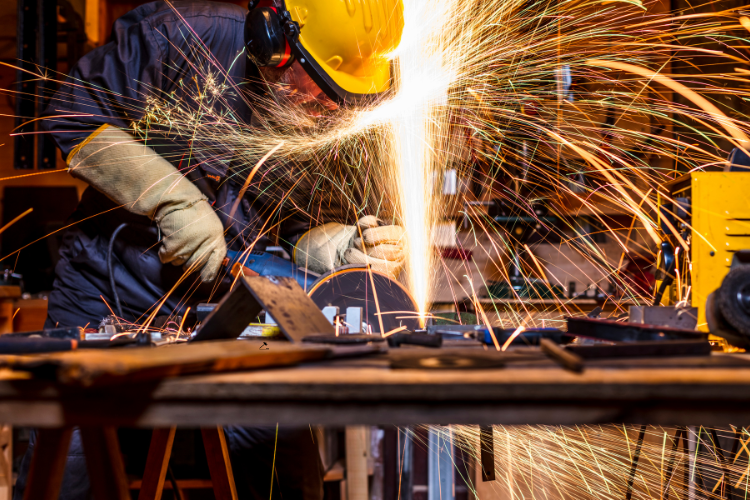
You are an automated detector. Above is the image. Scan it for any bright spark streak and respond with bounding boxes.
[502,325,526,351]
[388,0,458,322]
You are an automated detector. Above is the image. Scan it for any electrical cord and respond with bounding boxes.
[107,223,128,319]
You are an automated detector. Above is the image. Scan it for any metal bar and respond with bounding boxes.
[625,425,647,500]
[479,425,495,482]
[710,429,728,500]
[662,427,685,500]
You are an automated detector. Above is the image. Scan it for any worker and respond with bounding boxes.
[14,1,405,499]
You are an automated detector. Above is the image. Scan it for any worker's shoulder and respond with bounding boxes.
[114,1,246,33]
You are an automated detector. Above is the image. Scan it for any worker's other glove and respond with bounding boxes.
[67,125,226,282]
[294,216,406,278]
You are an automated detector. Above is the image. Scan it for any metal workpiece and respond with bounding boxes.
[629,305,698,330]
[194,275,335,343]
[566,317,708,343]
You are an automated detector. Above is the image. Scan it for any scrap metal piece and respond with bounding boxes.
[480,425,495,482]
[427,325,572,347]
[346,307,363,333]
[194,276,335,343]
[566,317,707,343]
[629,306,698,330]
[302,334,385,345]
[386,332,443,348]
[566,339,710,359]
[539,338,584,373]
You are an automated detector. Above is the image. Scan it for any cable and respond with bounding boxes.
[107,223,128,319]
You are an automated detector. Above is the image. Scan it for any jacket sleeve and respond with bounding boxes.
[40,11,165,161]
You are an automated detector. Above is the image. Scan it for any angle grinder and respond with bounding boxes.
[222,251,420,335]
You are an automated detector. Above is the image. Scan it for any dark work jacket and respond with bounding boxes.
[41,1,312,327]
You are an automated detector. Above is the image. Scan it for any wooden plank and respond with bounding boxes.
[0,424,12,500]
[201,427,238,500]
[346,426,369,500]
[137,427,176,500]
[3,341,330,386]
[4,354,750,426]
[23,427,73,500]
[79,426,130,500]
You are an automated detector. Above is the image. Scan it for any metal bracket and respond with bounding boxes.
[192,275,335,343]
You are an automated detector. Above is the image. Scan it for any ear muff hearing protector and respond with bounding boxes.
[244,1,295,68]
[244,0,394,106]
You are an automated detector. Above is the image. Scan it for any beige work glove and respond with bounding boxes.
[294,216,406,278]
[67,125,226,282]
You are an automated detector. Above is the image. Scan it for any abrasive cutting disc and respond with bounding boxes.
[308,265,420,333]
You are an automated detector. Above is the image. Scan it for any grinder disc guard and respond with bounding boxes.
[308,265,420,333]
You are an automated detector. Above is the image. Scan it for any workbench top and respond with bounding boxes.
[1,350,750,427]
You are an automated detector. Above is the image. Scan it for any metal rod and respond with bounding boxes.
[662,427,685,500]
[479,425,495,482]
[626,425,647,500]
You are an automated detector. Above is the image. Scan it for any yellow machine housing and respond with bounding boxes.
[660,172,750,330]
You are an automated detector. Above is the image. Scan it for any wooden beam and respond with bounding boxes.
[138,427,176,500]
[23,427,73,500]
[80,426,129,500]
[346,426,369,500]
[201,427,238,500]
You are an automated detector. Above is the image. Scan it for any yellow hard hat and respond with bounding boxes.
[284,0,404,103]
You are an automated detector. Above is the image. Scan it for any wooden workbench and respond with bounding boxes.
[1,351,750,427]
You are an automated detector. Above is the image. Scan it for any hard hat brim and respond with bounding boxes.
[287,35,394,107]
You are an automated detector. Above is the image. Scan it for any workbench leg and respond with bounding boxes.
[345,426,369,500]
[138,427,177,500]
[22,427,73,500]
[201,427,238,500]
[0,424,12,500]
[80,426,130,500]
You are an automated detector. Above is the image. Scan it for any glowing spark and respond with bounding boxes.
[502,325,525,351]
[0,208,33,237]
[178,306,190,336]
[384,325,408,337]
[586,59,750,153]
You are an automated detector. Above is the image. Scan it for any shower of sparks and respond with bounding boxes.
[68,0,750,326]
[413,424,750,500]
[4,0,750,325]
